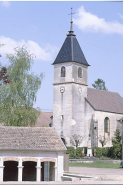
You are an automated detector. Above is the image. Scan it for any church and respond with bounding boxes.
[50,18,123,148]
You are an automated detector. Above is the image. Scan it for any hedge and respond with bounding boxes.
[66,147,76,159]
[66,146,121,159]
[66,147,87,159]
[76,147,83,159]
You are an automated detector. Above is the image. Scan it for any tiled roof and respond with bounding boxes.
[35,112,53,127]
[0,127,66,151]
[86,88,123,114]
[53,34,89,66]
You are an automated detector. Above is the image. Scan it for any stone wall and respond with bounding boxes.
[53,62,89,147]
[95,111,123,147]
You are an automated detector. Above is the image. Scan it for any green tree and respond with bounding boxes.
[92,78,108,90]
[112,129,121,159]
[0,46,44,126]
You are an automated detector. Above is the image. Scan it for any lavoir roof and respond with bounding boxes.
[0,127,66,151]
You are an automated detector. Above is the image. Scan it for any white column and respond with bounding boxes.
[36,159,41,181]
[57,152,63,181]
[18,158,23,181]
[54,164,57,181]
[44,161,50,181]
[0,158,4,182]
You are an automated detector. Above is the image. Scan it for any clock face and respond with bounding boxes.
[60,86,65,93]
[78,87,82,94]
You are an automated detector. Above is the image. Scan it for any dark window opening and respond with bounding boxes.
[3,161,18,181]
[104,117,110,133]
[61,66,66,77]
[78,67,82,78]
[22,161,36,181]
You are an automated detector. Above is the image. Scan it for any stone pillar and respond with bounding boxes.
[54,164,57,181]
[18,158,23,181]
[87,135,93,157]
[36,159,41,181]
[44,162,50,181]
[0,158,4,182]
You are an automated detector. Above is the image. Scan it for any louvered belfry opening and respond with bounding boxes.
[3,161,18,181]
[22,161,36,181]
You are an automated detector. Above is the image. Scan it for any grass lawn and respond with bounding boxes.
[69,161,122,169]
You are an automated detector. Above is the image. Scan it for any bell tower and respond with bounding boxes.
[52,12,90,146]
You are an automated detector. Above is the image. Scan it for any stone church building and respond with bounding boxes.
[51,21,123,148]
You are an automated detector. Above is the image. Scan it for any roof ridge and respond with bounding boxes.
[87,88,123,114]
[87,87,120,95]
[0,126,54,129]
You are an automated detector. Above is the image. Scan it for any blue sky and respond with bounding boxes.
[0,1,123,112]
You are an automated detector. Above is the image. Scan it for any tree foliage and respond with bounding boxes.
[70,134,83,148]
[98,135,107,147]
[0,66,10,86]
[92,78,108,90]
[0,46,44,126]
[112,129,121,159]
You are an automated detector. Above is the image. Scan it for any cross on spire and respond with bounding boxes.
[68,7,75,22]
[68,7,75,34]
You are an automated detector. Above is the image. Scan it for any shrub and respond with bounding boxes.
[112,129,122,159]
[111,144,121,159]
[102,147,109,157]
[95,147,102,158]
[76,147,83,158]
[84,147,87,155]
[66,147,76,159]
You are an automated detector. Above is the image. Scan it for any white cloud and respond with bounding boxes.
[1,1,11,8]
[73,6,123,35]
[118,13,123,19]
[0,36,59,62]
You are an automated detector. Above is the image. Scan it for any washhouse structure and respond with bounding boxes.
[0,127,66,182]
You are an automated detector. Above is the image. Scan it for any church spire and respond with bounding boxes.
[53,7,90,66]
[67,8,76,36]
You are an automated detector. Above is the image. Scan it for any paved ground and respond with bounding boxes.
[69,166,123,181]
[69,166,123,176]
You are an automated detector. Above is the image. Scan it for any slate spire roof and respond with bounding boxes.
[53,20,90,66]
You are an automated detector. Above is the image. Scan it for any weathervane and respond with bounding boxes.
[68,8,75,32]
[68,7,75,22]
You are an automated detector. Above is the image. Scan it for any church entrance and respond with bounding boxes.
[3,161,18,181]
[22,161,36,181]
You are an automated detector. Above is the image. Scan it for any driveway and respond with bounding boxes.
[69,167,123,181]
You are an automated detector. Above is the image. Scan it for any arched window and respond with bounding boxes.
[78,67,82,78]
[61,66,66,77]
[104,117,110,133]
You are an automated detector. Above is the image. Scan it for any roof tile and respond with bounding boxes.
[87,88,123,114]
[53,35,89,66]
[0,127,66,151]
